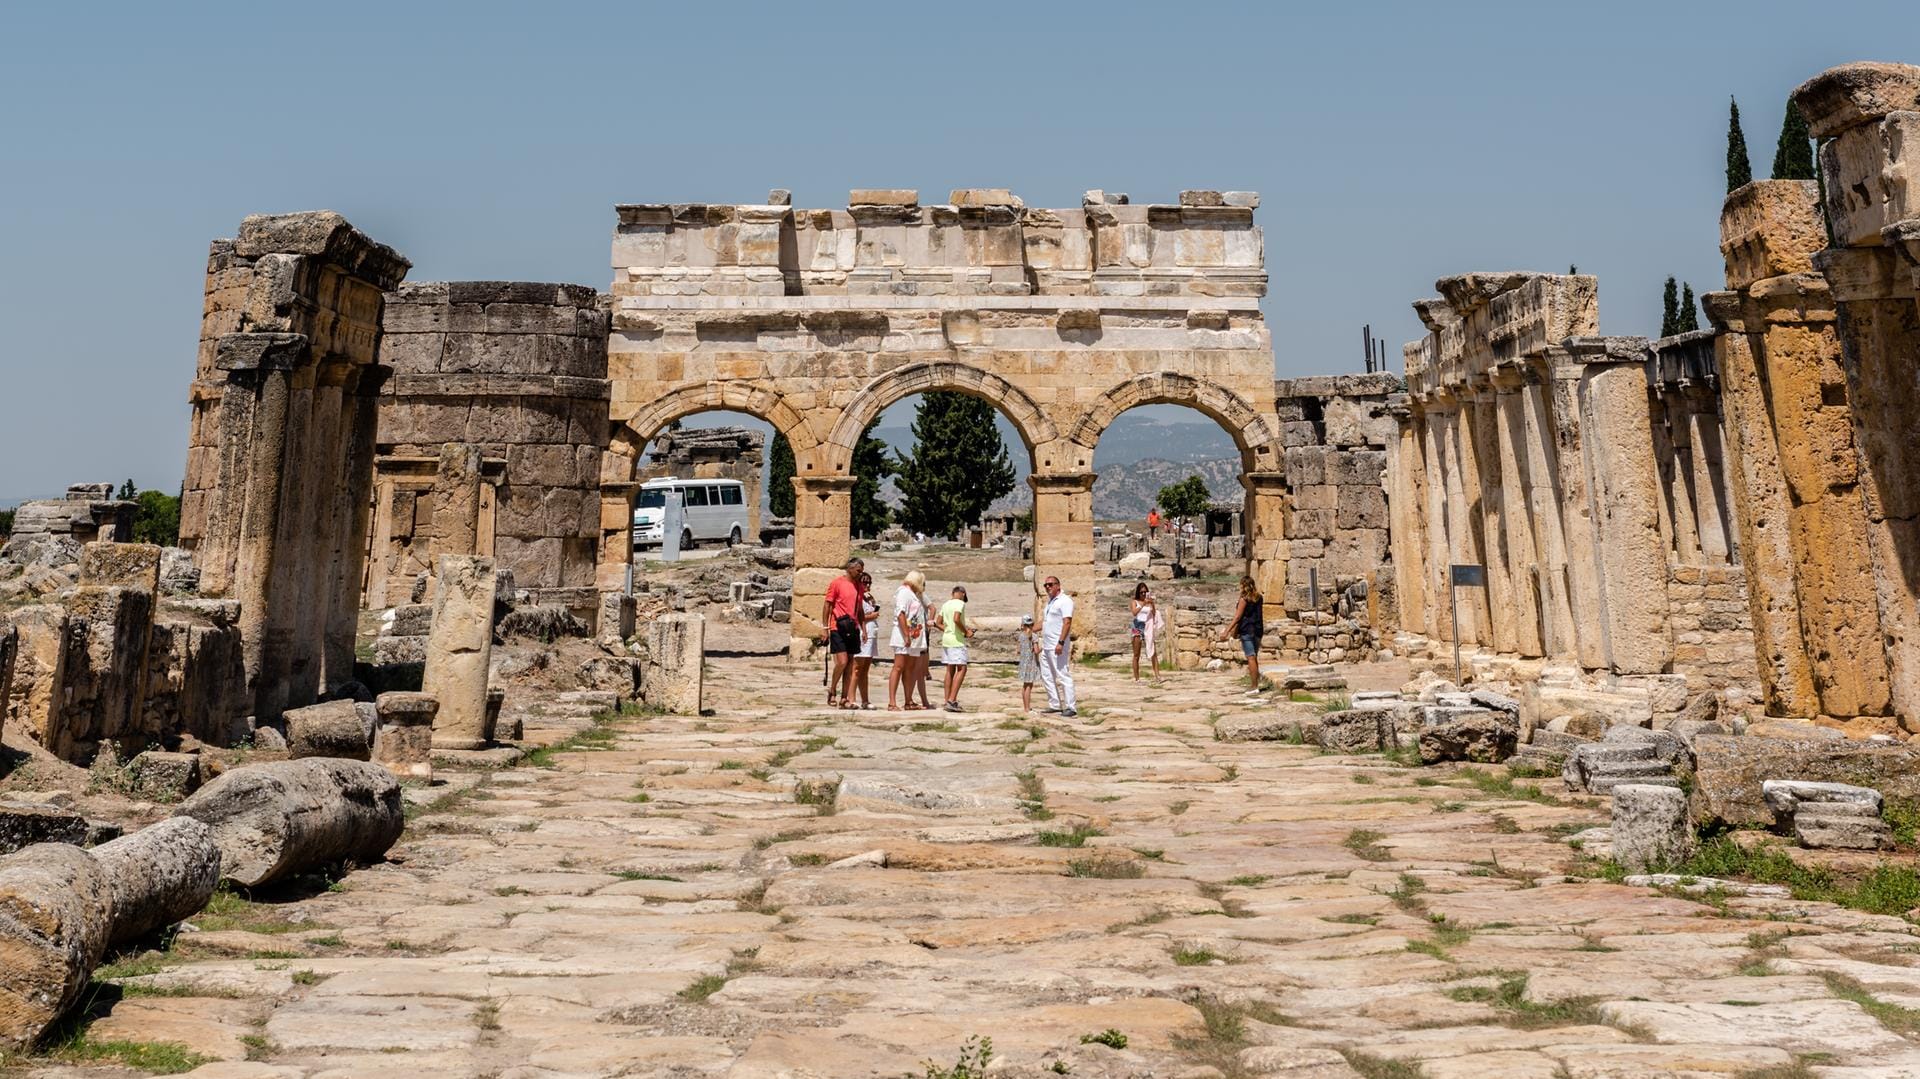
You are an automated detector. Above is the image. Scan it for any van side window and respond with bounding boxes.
[720,485,743,506]
[685,485,710,507]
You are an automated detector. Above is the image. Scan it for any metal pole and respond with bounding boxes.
[1449,569,1462,686]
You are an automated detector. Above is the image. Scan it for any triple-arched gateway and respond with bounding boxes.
[591,188,1288,654]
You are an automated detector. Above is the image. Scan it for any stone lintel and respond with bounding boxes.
[1562,335,1649,366]
[1411,297,1456,331]
[849,188,919,207]
[1273,373,1402,399]
[1793,61,1920,139]
[1812,246,1912,302]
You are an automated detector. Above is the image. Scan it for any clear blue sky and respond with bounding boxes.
[0,0,1898,501]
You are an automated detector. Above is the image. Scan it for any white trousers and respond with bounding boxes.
[1040,637,1075,710]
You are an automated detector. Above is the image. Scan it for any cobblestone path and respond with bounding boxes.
[30,657,1920,1078]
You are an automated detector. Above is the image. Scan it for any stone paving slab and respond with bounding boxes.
[16,656,1920,1077]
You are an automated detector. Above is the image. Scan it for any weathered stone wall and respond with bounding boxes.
[366,282,609,614]
[178,212,409,721]
[1274,373,1398,625]
[602,188,1285,657]
[1767,62,1920,735]
[635,426,766,541]
[1390,274,1761,698]
[6,485,133,547]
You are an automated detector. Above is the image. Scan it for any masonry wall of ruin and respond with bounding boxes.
[1754,62,1920,735]
[1390,273,1758,694]
[178,212,409,720]
[600,187,1287,655]
[366,282,610,614]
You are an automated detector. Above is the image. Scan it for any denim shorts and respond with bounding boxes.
[1239,633,1260,658]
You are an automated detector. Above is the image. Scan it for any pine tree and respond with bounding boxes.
[892,392,1016,538]
[1679,283,1700,333]
[1727,97,1753,193]
[1661,277,1680,338]
[849,422,892,537]
[767,431,795,518]
[117,478,137,500]
[1772,98,1815,180]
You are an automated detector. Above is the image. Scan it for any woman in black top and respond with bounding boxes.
[1217,575,1265,692]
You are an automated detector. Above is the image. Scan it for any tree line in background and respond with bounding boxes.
[1648,96,1818,338]
[766,391,1016,540]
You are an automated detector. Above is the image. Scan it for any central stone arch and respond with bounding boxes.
[825,361,1057,471]
[1068,372,1282,472]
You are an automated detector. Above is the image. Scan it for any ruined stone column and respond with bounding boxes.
[1517,375,1578,659]
[421,555,496,750]
[1490,370,1544,657]
[1385,398,1429,637]
[1569,337,1672,675]
[1435,402,1490,646]
[430,443,484,559]
[1794,62,1920,729]
[1544,348,1610,670]
[1030,472,1098,649]
[642,613,705,715]
[1418,405,1454,641]
[373,691,437,782]
[1244,472,1289,621]
[177,212,408,722]
[790,475,855,662]
[1464,390,1519,655]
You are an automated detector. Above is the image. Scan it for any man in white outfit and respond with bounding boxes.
[1038,575,1077,717]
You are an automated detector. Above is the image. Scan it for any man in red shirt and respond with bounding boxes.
[822,557,864,708]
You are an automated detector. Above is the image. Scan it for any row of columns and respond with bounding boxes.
[1392,276,1674,676]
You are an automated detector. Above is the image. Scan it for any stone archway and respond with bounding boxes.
[604,187,1285,658]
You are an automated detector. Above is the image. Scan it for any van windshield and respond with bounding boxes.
[637,489,667,509]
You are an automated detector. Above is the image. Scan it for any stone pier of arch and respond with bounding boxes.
[594,188,1289,658]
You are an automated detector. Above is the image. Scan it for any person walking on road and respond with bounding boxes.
[1130,582,1163,684]
[937,586,974,712]
[1218,575,1266,693]
[821,557,864,709]
[1038,575,1077,717]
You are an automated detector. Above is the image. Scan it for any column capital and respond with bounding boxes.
[793,475,858,495]
[1029,472,1096,494]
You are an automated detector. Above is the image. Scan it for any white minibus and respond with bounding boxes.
[631,477,749,549]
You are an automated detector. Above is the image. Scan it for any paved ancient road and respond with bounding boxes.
[33,657,1920,1078]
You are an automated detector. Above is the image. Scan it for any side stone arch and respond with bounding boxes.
[617,380,819,465]
[824,361,1057,473]
[1068,372,1281,473]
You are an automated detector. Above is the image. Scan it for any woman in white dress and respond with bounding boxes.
[887,570,929,711]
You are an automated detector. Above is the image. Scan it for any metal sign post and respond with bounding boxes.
[1448,563,1485,685]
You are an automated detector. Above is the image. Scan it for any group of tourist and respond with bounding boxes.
[820,557,1270,714]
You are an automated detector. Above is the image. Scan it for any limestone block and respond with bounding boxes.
[1793,802,1894,851]
[78,543,162,593]
[1316,709,1391,753]
[642,613,704,715]
[125,751,202,802]
[284,701,372,761]
[421,556,497,750]
[374,692,437,782]
[1761,779,1883,826]
[1691,735,1920,828]
[1416,708,1516,764]
[1719,181,1824,289]
[598,591,636,642]
[0,802,88,856]
[1611,784,1693,872]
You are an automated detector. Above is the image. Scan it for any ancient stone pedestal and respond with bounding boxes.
[373,692,437,781]
[421,555,497,749]
[1612,783,1693,872]
[284,700,372,761]
[598,591,635,643]
[642,613,704,715]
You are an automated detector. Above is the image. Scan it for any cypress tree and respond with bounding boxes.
[1772,98,1815,180]
[848,422,892,537]
[767,431,795,518]
[892,392,1016,538]
[1679,283,1700,333]
[1727,97,1753,193]
[1661,277,1680,338]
